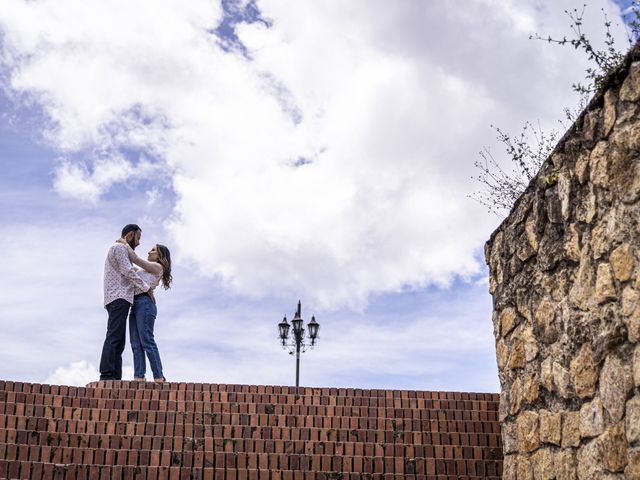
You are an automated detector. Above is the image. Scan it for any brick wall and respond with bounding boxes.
[0,380,502,479]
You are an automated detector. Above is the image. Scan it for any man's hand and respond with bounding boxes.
[148,288,156,304]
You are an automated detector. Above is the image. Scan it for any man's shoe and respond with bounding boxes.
[154,377,166,383]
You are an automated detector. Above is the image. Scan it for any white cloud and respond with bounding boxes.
[45,360,98,386]
[53,154,162,202]
[0,0,629,308]
[44,361,136,385]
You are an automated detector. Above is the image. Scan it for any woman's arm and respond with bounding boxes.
[116,239,163,275]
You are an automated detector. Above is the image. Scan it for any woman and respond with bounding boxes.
[119,240,173,382]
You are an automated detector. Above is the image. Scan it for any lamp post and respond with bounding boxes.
[278,301,320,388]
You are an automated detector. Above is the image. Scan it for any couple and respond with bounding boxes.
[99,224,173,382]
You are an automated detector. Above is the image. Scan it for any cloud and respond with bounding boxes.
[44,360,98,386]
[44,361,137,385]
[0,0,629,309]
[53,154,162,202]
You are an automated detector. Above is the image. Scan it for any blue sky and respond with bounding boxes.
[0,0,634,391]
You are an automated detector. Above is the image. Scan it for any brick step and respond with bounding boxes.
[1,393,498,419]
[0,381,499,402]
[0,404,499,429]
[0,416,501,446]
[85,381,498,400]
[1,430,502,460]
[0,444,502,475]
[0,459,502,480]
[0,410,500,435]
[0,389,499,411]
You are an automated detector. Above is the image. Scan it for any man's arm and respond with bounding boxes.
[112,244,150,292]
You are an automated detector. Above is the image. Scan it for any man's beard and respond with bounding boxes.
[127,238,137,250]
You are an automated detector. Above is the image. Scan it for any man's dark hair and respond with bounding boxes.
[121,224,141,237]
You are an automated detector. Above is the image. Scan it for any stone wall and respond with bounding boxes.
[486,43,640,479]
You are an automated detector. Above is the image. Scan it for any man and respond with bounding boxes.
[99,224,151,380]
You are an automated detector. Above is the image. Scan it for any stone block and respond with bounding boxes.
[610,127,640,204]
[575,152,589,184]
[626,307,640,343]
[558,171,571,221]
[503,454,517,480]
[517,453,535,480]
[634,346,640,387]
[523,371,541,404]
[517,411,540,453]
[489,274,497,294]
[503,421,517,454]
[576,187,596,224]
[611,118,640,149]
[501,307,518,336]
[592,213,616,260]
[603,89,617,136]
[610,244,635,282]
[532,447,554,479]
[496,339,508,370]
[553,361,572,399]
[570,343,598,399]
[516,288,532,322]
[596,263,617,304]
[620,61,640,102]
[627,396,640,445]
[565,224,581,262]
[517,238,536,262]
[539,410,561,445]
[541,357,554,392]
[600,355,633,422]
[590,141,609,188]
[523,326,539,362]
[509,338,526,370]
[535,297,559,344]
[583,109,601,142]
[525,216,539,252]
[625,448,640,479]
[554,449,577,480]
[598,421,628,472]
[569,247,594,309]
[490,231,504,286]
[622,286,639,317]
[580,397,604,438]
[593,309,627,362]
[509,379,522,416]
[562,411,581,448]
[538,228,564,271]
[577,439,604,480]
[499,390,508,422]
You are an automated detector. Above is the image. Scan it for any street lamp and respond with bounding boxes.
[278,300,320,388]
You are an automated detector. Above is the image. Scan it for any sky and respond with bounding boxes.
[0,0,634,392]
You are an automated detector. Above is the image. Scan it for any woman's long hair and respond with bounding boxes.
[156,244,173,290]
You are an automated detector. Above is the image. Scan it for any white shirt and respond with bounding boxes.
[103,243,149,306]
[134,268,162,295]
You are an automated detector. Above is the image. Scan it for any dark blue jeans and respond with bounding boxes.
[99,299,131,380]
[129,295,164,379]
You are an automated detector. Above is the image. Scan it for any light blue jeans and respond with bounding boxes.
[129,294,164,379]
